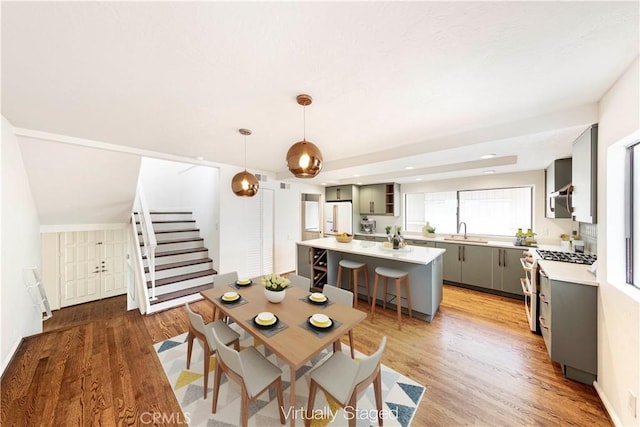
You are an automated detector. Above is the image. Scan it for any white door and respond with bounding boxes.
[60,231,102,307]
[101,229,128,298]
[245,189,274,278]
[60,229,128,307]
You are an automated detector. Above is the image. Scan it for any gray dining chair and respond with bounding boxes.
[184,303,240,399]
[305,336,387,427]
[209,326,286,425]
[288,273,311,291]
[212,271,239,287]
[322,284,356,358]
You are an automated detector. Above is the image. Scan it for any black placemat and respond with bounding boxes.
[299,295,335,309]
[219,296,248,308]
[299,317,343,338]
[246,317,289,338]
[229,282,254,290]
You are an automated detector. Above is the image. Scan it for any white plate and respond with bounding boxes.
[256,311,275,324]
[310,313,331,327]
[222,292,239,301]
[309,293,326,302]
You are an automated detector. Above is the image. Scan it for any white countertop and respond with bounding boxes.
[355,232,544,250]
[298,237,445,265]
[538,260,598,286]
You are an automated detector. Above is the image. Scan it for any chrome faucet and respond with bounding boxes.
[457,221,467,239]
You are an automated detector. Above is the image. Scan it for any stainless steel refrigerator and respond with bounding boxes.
[324,201,353,235]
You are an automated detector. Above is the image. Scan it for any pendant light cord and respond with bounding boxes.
[303,105,306,141]
[244,134,247,170]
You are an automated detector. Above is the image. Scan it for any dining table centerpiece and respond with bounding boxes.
[262,273,290,303]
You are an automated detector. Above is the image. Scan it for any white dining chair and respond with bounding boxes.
[212,271,239,287]
[305,336,387,427]
[208,326,286,425]
[288,273,311,291]
[322,284,356,358]
[184,303,240,399]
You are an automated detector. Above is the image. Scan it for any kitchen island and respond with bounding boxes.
[297,237,445,322]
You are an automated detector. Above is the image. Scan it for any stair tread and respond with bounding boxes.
[140,237,204,247]
[147,269,217,287]
[136,220,196,224]
[149,283,213,305]
[145,258,213,273]
[138,229,199,235]
[149,211,193,214]
[144,247,208,258]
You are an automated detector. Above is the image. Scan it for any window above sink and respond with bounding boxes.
[404,186,533,237]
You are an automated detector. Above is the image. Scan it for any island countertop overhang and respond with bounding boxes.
[297,237,445,265]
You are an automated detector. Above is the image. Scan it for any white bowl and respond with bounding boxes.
[237,278,251,285]
[310,292,326,302]
[257,311,275,323]
[311,313,330,326]
[222,291,239,301]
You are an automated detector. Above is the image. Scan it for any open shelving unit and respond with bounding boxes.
[311,247,328,291]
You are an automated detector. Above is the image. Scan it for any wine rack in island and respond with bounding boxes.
[311,247,328,291]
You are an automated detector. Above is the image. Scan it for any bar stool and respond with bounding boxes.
[336,259,370,306]
[371,267,412,330]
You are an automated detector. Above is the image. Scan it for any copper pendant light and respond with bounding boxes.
[286,94,323,178]
[231,128,259,197]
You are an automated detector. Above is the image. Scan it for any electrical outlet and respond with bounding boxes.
[629,390,638,418]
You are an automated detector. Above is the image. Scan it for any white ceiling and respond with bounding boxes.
[2,2,638,184]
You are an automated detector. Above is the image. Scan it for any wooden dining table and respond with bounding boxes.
[201,280,367,426]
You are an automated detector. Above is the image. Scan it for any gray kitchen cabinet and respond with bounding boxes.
[296,244,313,280]
[326,185,353,201]
[296,245,328,290]
[545,158,572,219]
[492,247,525,295]
[571,124,598,223]
[405,239,436,247]
[359,184,386,214]
[538,268,597,384]
[436,242,492,288]
[436,242,462,282]
[354,234,387,242]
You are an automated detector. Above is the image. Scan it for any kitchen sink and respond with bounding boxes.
[443,235,489,244]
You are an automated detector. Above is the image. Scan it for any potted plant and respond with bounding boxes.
[385,226,392,235]
[262,273,290,303]
[422,222,436,237]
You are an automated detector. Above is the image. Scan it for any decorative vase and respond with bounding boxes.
[264,288,286,303]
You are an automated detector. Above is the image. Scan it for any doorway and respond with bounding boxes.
[301,193,321,241]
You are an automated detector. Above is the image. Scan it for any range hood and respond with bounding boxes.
[545,158,572,219]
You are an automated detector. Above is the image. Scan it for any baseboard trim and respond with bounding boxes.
[593,380,622,427]
[1,337,24,379]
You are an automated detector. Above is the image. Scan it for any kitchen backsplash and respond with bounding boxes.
[579,222,598,254]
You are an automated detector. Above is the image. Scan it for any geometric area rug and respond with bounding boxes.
[153,325,425,426]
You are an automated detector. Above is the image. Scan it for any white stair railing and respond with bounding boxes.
[23,267,52,321]
[136,182,158,301]
[130,214,149,313]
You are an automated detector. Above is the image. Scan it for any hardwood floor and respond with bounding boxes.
[1,285,611,426]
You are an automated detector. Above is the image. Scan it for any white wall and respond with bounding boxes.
[401,170,573,243]
[595,57,640,427]
[1,116,43,374]
[218,165,323,277]
[138,158,220,270]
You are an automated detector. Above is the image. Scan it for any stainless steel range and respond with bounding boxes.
[536,249,597,265]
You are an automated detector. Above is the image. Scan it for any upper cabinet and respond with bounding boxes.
[571,124,598,224]
[545,158,572,219]
[359,183,399,216]
[325,185,353,201]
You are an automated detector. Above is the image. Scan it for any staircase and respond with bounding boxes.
[137,211,217,313]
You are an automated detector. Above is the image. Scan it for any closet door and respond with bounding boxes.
[59,229,128,307]
[101,228,128,298]
[245,189,274,278]
[60,231,102,307]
